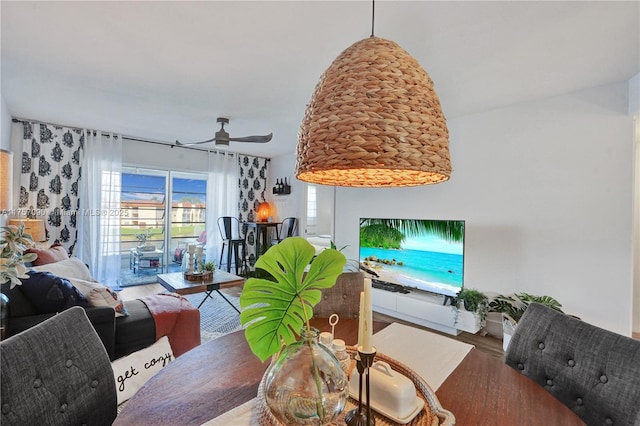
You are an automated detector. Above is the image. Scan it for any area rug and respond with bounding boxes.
[183,292,244,344]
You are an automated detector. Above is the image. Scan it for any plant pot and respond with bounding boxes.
[502,317,517,352]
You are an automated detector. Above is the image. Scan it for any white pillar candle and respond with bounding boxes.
[362,278,373,353]
[357,291,365,349]
[188,244,195,255]
[197,245,203,258]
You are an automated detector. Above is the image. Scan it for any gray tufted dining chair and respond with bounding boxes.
[505,302,640,426]
[1,306,117,426]
[312,271,364,320]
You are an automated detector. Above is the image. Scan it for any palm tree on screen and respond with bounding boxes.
[359,218,464,247]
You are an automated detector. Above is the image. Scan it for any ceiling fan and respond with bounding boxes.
[174,117,273,147]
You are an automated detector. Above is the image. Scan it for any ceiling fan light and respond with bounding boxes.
[296,36,452,187]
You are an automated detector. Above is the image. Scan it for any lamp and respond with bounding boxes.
[0,149,12,210]
[296,4,451,187]
[8,218,46,242]
[257,201,272,222]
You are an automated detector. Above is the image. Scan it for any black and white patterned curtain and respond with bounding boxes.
[238,155,268,266]
[19,121,84,254]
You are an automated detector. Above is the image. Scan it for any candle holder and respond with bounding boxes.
[188,251,195,274]
[345,347,376,426]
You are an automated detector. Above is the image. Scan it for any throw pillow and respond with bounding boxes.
[66,277,129,317]
[33,257,94,281]
[19,271,90,314]
[26,243,69,265]
[111,336,174,404]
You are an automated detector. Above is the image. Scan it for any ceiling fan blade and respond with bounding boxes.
[174,136,218,147]
[228,133,273,143]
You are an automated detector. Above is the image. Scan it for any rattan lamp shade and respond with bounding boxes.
[296,36,451,187]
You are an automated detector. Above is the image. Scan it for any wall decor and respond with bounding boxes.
[272,178,291,195]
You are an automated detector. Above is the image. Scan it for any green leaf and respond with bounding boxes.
[239,237,346,362]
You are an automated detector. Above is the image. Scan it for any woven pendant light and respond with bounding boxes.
[296,35,451,187]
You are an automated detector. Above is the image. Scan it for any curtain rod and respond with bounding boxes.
[11,117,269,159]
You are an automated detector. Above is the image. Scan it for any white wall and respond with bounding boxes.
[1,95,12,227]
[325,81,633,336]
[268,153,303,225]
[122,139,209,173]
[631,73,640,334]
[1,95,11,151]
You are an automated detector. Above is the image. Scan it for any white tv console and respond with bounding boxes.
[372,288,481,336]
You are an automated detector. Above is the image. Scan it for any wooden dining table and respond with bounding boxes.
[114,319,585,426]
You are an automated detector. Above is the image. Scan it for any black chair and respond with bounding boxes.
[505,302,640,426]
[217,216,247,275]
[1,306,117,425]
[271,217,298,245]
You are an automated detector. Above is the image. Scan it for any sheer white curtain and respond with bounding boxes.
[77,131,122,289]
[205,151,239,268]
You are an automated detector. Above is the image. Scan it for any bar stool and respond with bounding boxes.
[217,216,246,275]
[271,217,298,245]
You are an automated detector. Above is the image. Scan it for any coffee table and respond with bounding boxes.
[156,271,244,312]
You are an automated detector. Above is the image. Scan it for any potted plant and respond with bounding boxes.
[488,292,563,351]
[453,288,489,327]
[135,228,154,251]
[239,236,348,425]
[1,224,37,288]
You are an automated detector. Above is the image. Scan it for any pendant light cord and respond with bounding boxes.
[371,0,375,37]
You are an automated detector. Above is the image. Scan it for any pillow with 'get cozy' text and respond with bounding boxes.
[111,336,174,404]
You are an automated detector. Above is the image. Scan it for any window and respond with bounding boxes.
[306,184,317,236]
[119,167,207,286]
[121,168,167,255]
[170,173,207,265]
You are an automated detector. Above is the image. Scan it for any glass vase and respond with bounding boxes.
[264,327,348,425]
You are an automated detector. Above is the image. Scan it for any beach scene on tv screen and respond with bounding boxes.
[359,219,464,297]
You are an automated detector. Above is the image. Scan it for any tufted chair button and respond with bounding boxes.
[59,403,68,413]
[66,359,73,368]
[342,294,347,299]
[605,418,613,425]
[517,363,524,370]
[567,359,576,367]
[2,404,10,414]
[546,379,553,386]
[91,380,99,388]
[33,379,42,389]
[576,397,583,406]
[538,342,545,350]
[323,295,328,300]
[600,375,608,384]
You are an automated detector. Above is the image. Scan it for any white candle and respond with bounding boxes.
[188,244,195,255]
[362,278,373,353]
[357,291,365,349]
[197,245,203,258]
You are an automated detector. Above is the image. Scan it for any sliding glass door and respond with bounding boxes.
[169,173,207,271]
[119,167,207,286]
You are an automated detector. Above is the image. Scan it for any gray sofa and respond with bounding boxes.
[2,281,155,361]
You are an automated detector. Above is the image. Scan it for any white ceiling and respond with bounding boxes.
[2,1,638,159]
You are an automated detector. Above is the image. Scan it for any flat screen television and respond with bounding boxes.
[359,218,465,297]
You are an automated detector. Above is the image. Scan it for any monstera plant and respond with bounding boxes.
[240,236,346,361]
[240,236,348,425]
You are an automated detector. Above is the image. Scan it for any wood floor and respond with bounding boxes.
[121,283,505,359]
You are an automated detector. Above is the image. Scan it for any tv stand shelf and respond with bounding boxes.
[372,288,481,336]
